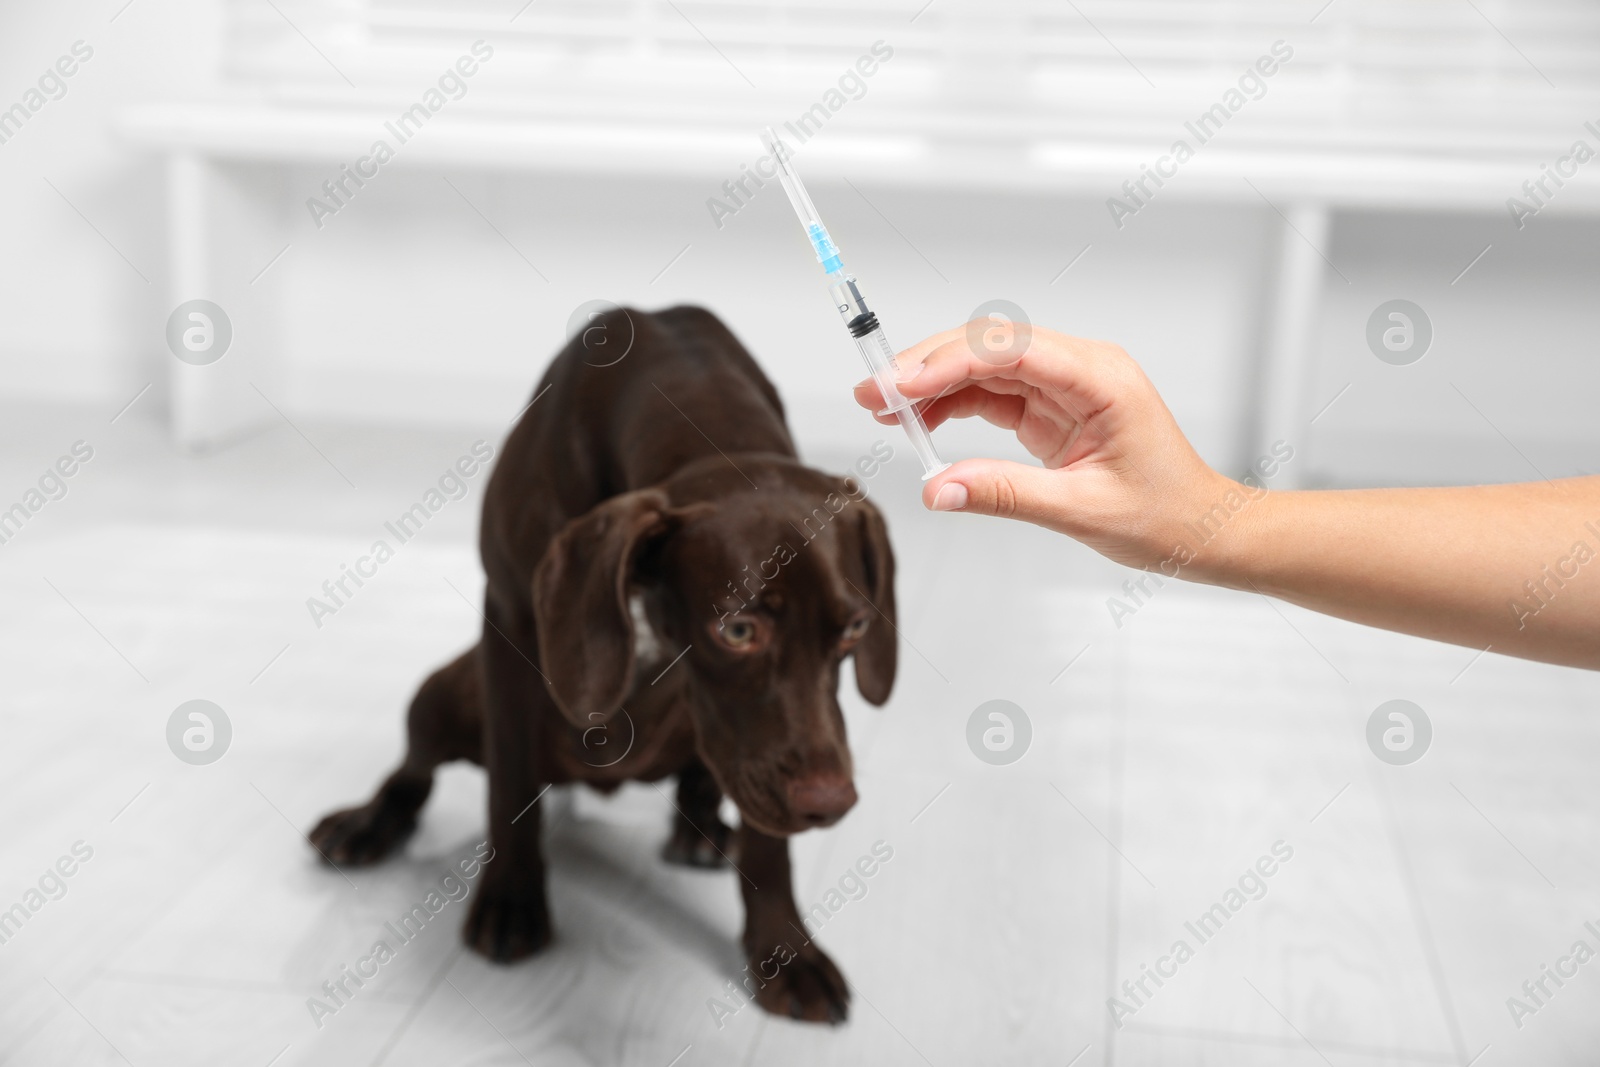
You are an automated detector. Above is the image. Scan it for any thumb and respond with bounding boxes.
[922,458,1067,526]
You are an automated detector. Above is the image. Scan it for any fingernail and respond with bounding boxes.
[894,363,925,384]
[930,483,967,512]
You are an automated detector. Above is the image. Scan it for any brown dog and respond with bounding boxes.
[309,305,897,1023]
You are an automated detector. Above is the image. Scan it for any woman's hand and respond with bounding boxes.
[854,322,1244,577]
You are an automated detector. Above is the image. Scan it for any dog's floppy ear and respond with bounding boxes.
[533,489,686,728]
[851,496,898,705]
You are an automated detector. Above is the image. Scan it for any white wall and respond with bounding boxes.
[1308,210,1600,485]
[0,0,220,417]
[271,165,1273,474]
[3,0,1598,487]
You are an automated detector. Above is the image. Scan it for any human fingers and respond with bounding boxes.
[913,386,1027,433]
[899,324,1136,408]
[921,457,1077,530]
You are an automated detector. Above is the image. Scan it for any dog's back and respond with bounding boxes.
[480,306,796,597]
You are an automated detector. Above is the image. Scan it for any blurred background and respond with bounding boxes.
[3,1,1599,1065]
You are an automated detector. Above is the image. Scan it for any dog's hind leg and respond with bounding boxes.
[661,758,736,869]
[309,645,483,866]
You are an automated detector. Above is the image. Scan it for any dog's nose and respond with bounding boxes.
[787,775,858,826]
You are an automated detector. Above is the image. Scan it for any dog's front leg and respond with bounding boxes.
[735,823,851,1024]
[463,610,552,962]
[662,759,736,868]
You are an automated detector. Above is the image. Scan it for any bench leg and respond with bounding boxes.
[1249,201,1330,489]
[166,153,287,450]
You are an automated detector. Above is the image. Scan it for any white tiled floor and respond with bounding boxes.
[1,404,1597,1066]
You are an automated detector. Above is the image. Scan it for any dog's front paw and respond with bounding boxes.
[463,890,552,963]
[661,816,736,869]
[749,942,850,1024]
[309,802,416,866]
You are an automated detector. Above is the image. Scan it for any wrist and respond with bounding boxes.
[1163,473,1283,590]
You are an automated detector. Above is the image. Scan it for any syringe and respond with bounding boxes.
[762,127,951,480]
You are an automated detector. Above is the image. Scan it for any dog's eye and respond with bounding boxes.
[842,615,870,645]
[714,617,761,652]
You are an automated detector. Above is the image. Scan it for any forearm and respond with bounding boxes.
[1194,477,1600,669]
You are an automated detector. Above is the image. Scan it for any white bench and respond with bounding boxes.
[120,0,1600,481]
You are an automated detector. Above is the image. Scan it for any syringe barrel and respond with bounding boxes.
[828,274,951,479]
[895,405,951,480]
[829,274,914,416]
